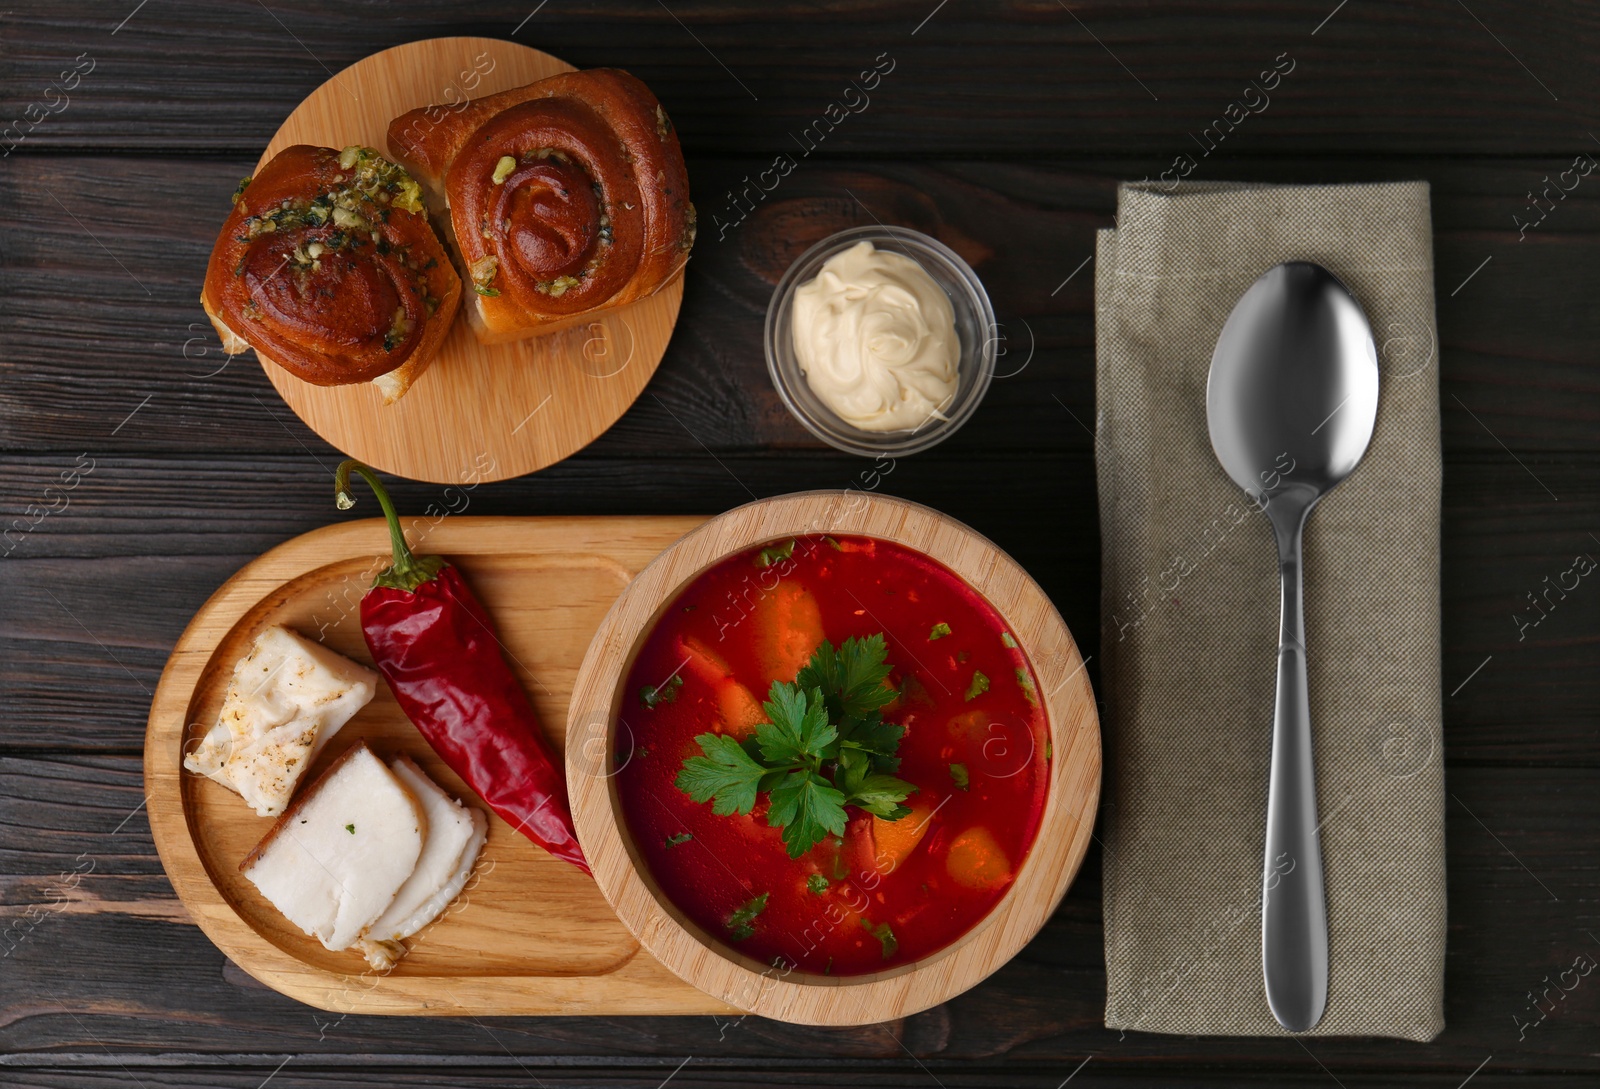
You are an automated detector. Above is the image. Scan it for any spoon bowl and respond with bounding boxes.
[1206,261,1379,1033]
[1208,263,1379,510]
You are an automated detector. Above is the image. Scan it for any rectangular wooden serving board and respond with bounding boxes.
[144,515,738,1016]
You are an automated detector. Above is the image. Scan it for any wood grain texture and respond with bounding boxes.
[5,1,1599,157]
[243,37,685,483]
[2,0,1598,1083]
[4,757,1597,1073]
[6,1071,1600,1089]
[566,491,1101,1025]
[144,514,731,1015]
[2,156,1596,458]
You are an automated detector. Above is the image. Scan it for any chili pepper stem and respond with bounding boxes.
[334,459,446,591]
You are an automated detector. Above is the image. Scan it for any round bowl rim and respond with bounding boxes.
[764,225,998,458]
[565,490,1101,1026]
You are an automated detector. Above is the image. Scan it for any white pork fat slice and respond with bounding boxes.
[185,624,379,816]
[240,742,425,952]
[357,756,489,970]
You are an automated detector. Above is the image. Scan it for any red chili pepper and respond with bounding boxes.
[335,460,589,874]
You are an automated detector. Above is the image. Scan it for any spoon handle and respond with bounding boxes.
[1263,521,1329,1032]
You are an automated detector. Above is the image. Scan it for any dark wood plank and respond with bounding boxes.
[1,156,1596,458]
[2,756,1595,1078]
[3,1,1598,1082]
[3,1066,1597,1089]
[2,451,1593,762]
[3,0,1598,156]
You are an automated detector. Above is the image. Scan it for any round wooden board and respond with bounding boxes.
[254,37,685,484]
[566,491,1103,1026]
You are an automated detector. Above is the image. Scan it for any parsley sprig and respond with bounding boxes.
[675,634,917,858]
[726,892,768,941]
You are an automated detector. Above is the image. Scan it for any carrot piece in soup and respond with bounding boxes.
[871,802,936,874]
[679,634,764,735]
[752,581,824,683]
[946,826,1012,890]
[680,634,734,682]
[718,679,765,735]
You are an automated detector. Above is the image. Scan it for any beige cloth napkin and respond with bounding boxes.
[1094,181,1446,1041]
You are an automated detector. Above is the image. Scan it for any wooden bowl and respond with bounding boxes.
[566,491,1101,1025]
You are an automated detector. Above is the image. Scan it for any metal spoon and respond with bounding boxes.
[1205,261,1379,1032]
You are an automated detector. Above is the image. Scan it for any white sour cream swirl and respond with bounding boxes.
[791,241,960,432]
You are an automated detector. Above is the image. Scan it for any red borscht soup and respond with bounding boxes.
[615,534,1049,976]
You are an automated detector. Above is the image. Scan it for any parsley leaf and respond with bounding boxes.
[838,713,905,764]
[1002,631,1018,648]
[806,873,830,894]
[675,733,768,816]
[949,763,970,791]
[676,635,918,859]
[726,892,768,941]
[664,831,693,848]
[860,917,899,959]
[928,622,952,641]
[1016,667,1038,707]
[845,772,917,820]
[797,634,896,724]
[640,673,683,709]
[754,685,836,765]
[766,769,847,858]
[832,746,869,799]
[756,539,796,568]
[965,670,990,701]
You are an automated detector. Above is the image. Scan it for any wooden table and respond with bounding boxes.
[2,2,1595,1086]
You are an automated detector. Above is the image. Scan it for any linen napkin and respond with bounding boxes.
[1094,181,1446,1040]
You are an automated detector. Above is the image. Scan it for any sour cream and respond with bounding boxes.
[791,240,960,432]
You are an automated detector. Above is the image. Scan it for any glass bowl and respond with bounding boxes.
[764,225,996,457]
